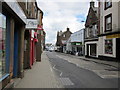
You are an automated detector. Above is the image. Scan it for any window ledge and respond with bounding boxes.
[0,74,9,82]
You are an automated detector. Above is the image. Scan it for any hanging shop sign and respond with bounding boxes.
[26,19,38,29]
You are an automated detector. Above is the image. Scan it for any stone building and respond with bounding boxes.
[84,1,99,58]
[56,27,72,53]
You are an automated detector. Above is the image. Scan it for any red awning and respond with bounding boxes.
[34,38,38,42]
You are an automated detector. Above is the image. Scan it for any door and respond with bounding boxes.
[116,38,120,61]
[86,44,89,57]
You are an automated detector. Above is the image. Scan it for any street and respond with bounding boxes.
[46,51,119,88]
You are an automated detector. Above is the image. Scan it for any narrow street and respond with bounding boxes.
[1,0,120,89]
[46,51,119,88]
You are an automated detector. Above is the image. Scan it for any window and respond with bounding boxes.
[63,34,66,38]
[105,39,113,54]
[0,13,6,78]
[105,14,112,31]
[105,0,112,10]
[93,24,98,36]
[86,28,89,38]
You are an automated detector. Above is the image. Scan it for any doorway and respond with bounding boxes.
[116,38,120,61]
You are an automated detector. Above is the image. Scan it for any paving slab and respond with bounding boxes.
[15,52,63,88]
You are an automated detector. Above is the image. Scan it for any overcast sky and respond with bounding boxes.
[36,0,98,44]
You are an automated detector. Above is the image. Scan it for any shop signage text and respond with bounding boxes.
[106,34,120,39]
[26,19,38,29]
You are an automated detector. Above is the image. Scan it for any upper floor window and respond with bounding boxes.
[105,14,112,32]
[105,0,112,10]
[63,34,66,38]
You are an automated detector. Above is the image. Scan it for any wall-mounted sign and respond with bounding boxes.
[26,19,38,29]
[4,0,27,24]
[72,42,82,45]
[106,34,120,39]
[76,43,81,45]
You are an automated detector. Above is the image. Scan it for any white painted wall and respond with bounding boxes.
[98,36,116,58]
[70,29,84,43]
[98,1,119,58]
[100,1,120,34]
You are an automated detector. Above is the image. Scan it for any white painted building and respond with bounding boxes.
[98,0,120,61]
[66,29,84,55]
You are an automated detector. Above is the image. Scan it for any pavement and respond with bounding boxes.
[58,52,120,69]
[14,51,63,88]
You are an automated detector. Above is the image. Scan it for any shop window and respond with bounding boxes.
[105,39,113,54]
[0,13,6,78]
[105,0,112,10]
[105,14,112,32]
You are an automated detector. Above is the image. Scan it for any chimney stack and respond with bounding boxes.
[67,27,69,31]
[90,0,95,7]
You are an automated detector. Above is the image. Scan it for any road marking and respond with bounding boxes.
[68,60,71,63]
[50,68,53,72]
[60,72,62,76]
[76,64,79,67]
[53,65,63,77]
[56,85,59,88]
[59,78,74,85]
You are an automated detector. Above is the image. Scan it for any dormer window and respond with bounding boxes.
[105,0,112,10]
[63,34,66,38]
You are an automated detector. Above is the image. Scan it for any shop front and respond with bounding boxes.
[25,19,38,68]
[30,30,38,67]
[85,41,98,58]
[98,34,120,61]
[0,13,9,89]
[71,42,84,56]
[1,1,26,89]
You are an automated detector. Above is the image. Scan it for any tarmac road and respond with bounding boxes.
[46,51,119,88]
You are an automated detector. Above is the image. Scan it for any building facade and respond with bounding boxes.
[98,0,120,61]
[0,0,27,89]
[66,29,85,55]
[56,27,72,53]
[85,1,99,58]
[0,0,44,89]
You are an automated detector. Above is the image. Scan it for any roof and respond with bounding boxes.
[85,6,98,27]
